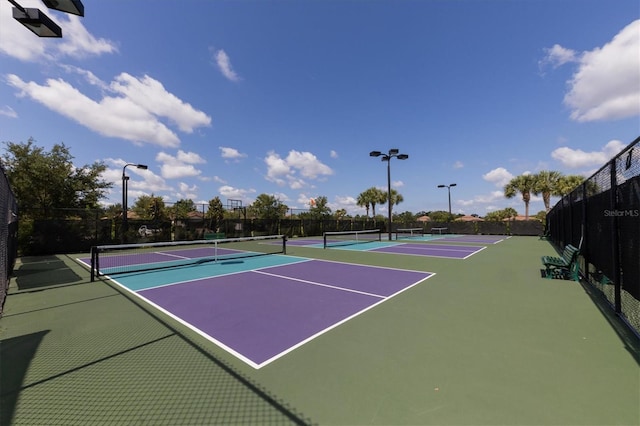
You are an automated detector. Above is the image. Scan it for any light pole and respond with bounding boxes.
[370,149,409,241]
[437,183,457,219]
[8,0,84,38]
[122,163,147,242]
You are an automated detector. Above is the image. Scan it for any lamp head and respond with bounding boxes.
[42,0,85,16]
[369,151,382,157]
[450,183,457,187]
[389,148,399,155]
[136,164,148,170]
[437,185,446,188]
[397,154,409,160]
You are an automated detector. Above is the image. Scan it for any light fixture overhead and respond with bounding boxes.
[12,7,62,37]
[42,0,84,16]
[9,0,85,38]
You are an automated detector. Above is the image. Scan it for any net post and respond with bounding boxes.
[90,246,96,282]
[282,235,287,255]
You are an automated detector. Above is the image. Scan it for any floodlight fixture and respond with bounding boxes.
[369,148,409,241]
[42,0,84,16]
[9,0,85,38]
[12,7,62,37]
[437,183,458,218]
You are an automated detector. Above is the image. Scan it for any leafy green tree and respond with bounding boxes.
[504,174,536,220]
[2,138,111,216]
[132,194,166,221]
[206,196,225,231]
[309,195,332,218]
[334,208,347,220]
[485,207,518,221]
[170,199,197,220]
[250,194,288,219]
[394,211,415,225]
[428,210,450,222]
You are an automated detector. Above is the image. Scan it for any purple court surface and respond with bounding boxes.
[117,259,433,368]
[370,243,485,259]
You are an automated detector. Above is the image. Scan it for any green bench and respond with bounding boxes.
[541,244,580,281]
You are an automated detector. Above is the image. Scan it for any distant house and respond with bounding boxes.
[503,215,535,221]
[416,215,431,222]
[455,215,484,222]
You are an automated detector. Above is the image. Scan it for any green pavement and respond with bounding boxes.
[1,237,638,425]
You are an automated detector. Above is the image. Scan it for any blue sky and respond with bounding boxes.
[1,0,638,217]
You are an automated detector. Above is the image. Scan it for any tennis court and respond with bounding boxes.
[3,235,639,425]
[78,239,433,368]
[289,230,488,259]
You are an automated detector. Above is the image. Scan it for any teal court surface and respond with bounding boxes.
[1,236,638,425]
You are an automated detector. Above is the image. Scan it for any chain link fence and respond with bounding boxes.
[547,136,640,336]
[0,164,18,317]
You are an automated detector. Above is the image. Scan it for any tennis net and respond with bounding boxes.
[395,228,424,240]
[323,229,381,248]
[90,235,286,280]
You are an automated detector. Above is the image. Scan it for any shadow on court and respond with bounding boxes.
[1,257,313,425]
[12,255,84,291]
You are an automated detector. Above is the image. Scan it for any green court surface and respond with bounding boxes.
[1,236,638,425]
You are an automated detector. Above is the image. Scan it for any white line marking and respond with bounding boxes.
[253,270,386,299]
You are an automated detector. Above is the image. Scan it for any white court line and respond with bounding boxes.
[253,270,387,299]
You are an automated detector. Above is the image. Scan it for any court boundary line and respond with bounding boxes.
[253,270,387,299]
[254,270,436,368]
[96,256,436,369]
[364,244,488,260]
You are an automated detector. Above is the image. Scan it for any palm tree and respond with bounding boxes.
[556,175,585,196]
[371,187,387,217]
[359,187,386,217]
[356,191,371,217]
[504,174,536,219]
[386,188,404,213]
[533,171,562,212]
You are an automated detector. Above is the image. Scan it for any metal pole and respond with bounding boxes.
[387,157,392,241]
[448,187,452,217]
[122,168,127,243]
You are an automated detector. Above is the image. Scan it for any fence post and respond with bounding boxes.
[609,159,622,313]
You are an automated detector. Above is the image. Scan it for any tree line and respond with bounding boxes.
[2,140,584,229]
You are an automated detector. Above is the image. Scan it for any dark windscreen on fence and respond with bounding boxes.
[0,164,18,317]
[546,136,639,336]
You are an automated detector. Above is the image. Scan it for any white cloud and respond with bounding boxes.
[563,20,640,122]
[551,139,626,168]
[540,44,578,69]
[156,150,206,179]
[219,185,255,202]
[212,48,241,82]
[330,150,338,159]
[219,146,247,161]
[453,161,464,169]
[482,167,514,187]
[104,158,171,198]
[0,106,17,118]
[392,180,404,188]
[177,182,198,200]
[0,4,117,61]
[459,191,504,207]
[6,72,211,147]
[264,150,333,189]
